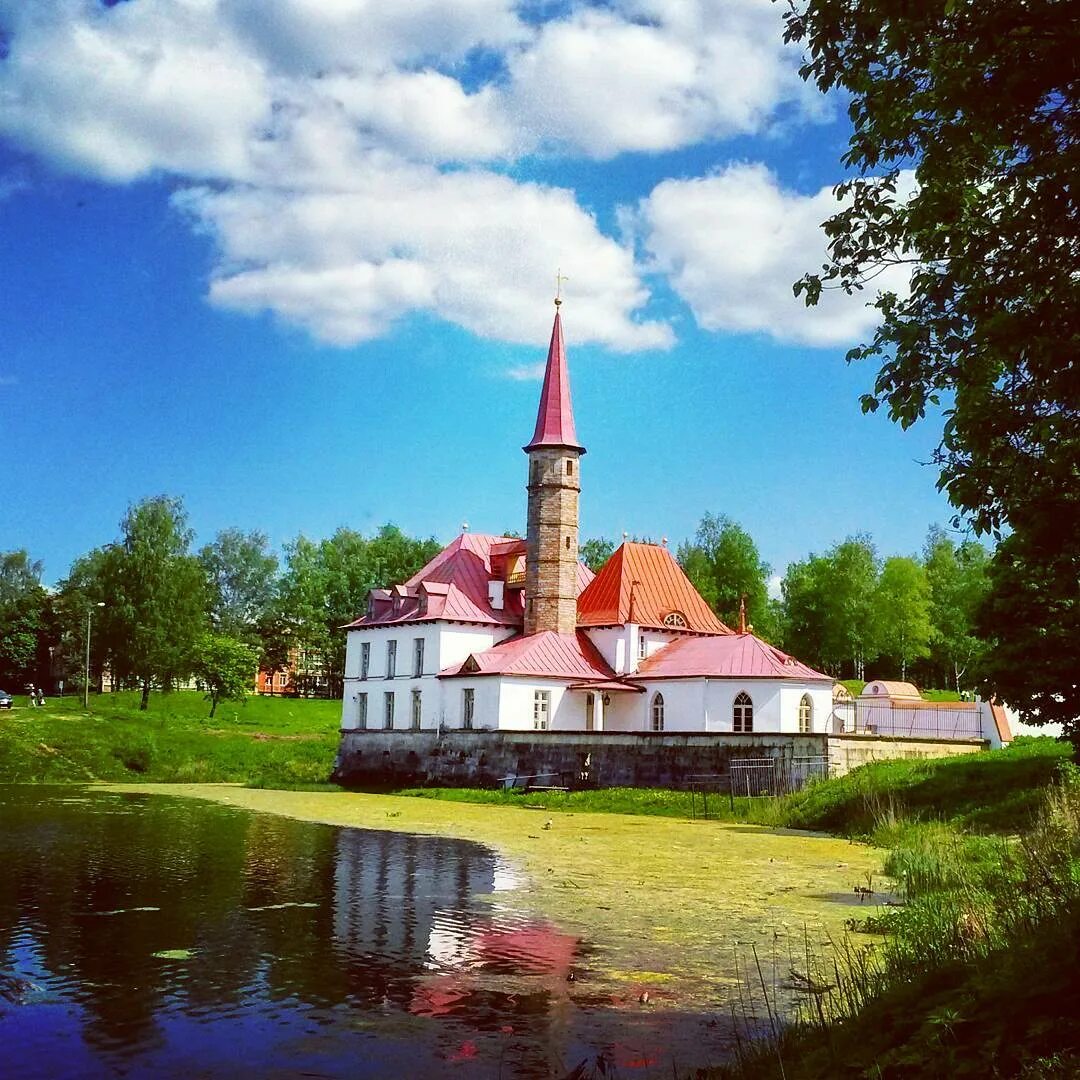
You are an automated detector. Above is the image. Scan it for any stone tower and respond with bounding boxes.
[524,300,586,636]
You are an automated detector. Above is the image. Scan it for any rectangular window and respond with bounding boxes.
[413,637,424,678]
[386,640,397,679]
[360,642,370,680]
[411,689,422,730]
[276,671,288,687]
[462,688,475,730]
[384,691,395,729]
[356,692,367,730]
[638,631,647,660]
[533,690,550,731]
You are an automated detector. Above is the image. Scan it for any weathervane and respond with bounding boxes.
[555,267,569,307]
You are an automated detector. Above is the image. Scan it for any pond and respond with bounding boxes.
[0,786,768,1078]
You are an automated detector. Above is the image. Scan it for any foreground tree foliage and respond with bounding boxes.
[785,0,1079,733]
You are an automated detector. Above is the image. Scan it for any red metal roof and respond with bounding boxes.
[576,542,731,634]
[523,308,585,454]
[634,633,831,680]
[440,630,617,681]
[343,532,594,629]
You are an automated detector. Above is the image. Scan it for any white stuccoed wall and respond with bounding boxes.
[341,622,515,730]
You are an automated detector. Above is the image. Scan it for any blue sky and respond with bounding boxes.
[0,0,956,588]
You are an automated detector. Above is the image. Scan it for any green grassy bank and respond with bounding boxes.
[399,737,1071,834]
[0,692,340,787]
[402,740,1079,1078]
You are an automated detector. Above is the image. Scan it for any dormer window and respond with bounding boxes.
[663,612,687,628]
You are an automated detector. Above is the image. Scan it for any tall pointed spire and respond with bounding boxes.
[523,301,586,455]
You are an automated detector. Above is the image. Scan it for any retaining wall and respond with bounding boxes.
[333,729,988,788]
[827,733,987,774]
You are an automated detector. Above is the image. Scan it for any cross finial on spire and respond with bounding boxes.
[738,594,748,635]
[555,267,569,307]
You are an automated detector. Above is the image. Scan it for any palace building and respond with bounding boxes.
[339,300,839,738]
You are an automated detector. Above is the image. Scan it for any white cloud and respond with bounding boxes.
[0,0,270,182]
[504,362,547,381]
[178,166,673,350]
[636,163,913,347]
[505,0,822,158]
[0,1,832,353]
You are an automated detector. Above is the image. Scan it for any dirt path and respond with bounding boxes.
[106,783,881,1007]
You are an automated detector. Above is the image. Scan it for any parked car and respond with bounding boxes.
[0,689,12,710]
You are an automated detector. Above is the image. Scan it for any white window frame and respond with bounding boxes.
[650,692,664,732]
[411,688,422,730]
[462,688,475,730]
[384,691,395,729]
[360,642,370,680]
[733,691,753,733]
[357,692,367,730]
[386,640,397,679]
[413,637,424,678]
[638,631,647,660]
[798,694,813,734]
[533,690,550,731]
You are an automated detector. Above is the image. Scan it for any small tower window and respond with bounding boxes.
[566,459,573,476]
[733,691,753,733]
[650,692,665,732]
[798,694,813,733]
[565,535,571,550]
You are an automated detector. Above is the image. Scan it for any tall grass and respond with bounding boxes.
[714,763,1080,1078]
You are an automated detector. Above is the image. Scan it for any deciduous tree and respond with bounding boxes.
[193,632,258,719]
[875,556,932,682]
[0,550,50,688]
[105,496,207,709]
[678,513,774,636]
[580,537,616,573]
[199,529,278,642]
[923,526,990,693]
[785,0,1079,727]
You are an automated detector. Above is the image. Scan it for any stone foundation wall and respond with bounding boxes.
[333,729,990,788]
[335,730,797,788]
[827,733,987,774]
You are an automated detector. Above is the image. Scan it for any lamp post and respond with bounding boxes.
[84,602,105,708]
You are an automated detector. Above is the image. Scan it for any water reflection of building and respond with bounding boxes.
[333,828,496,966]
[332,827,584,1077]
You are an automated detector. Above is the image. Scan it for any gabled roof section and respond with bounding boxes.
[342,532,596,630]
[634,633,830,681]
[523,307,586,454]
[440,630,617,681]
[344,533,522,628]
[577,542,731,634]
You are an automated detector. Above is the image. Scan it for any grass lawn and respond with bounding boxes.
[397,737,1070,836]
[0,691,341,786]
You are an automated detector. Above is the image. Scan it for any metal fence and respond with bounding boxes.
[689,756,830,817]
[831,701,983,739]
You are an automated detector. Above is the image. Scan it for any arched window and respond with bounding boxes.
[798,694,813,733]
[650,692,665,732]
[733,691,753,733]
[663,611,687,628]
